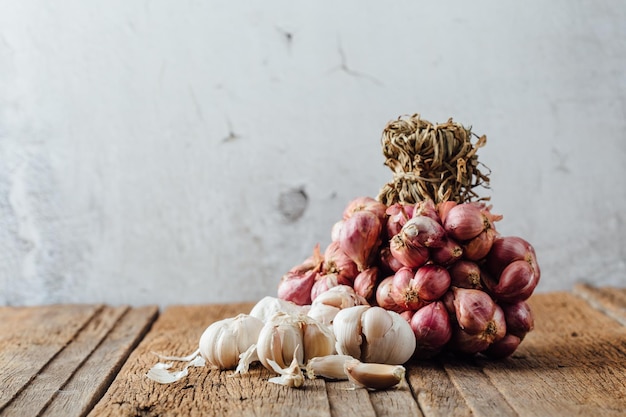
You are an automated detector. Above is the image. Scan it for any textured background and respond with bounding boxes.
[1,0,625,306]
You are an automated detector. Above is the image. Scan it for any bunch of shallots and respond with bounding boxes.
[277,196,539,359]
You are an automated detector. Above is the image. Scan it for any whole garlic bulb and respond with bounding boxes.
[333,305,416,365]
[256,312,335,370]
[199,314,264,369]
[307,285,369,325]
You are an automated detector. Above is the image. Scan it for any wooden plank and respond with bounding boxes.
[369,379,423,417]
[407,360,472,417]
[41,305,159,417]
[88,302,333,417]
[477,292,626,417]
[443,358,518,417]
[0,304,101,411]
[572,283,626,326]
[325,380,377,417]
[0,306,129,416]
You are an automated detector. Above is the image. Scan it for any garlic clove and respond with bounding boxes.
[333,305,369,359]
[383,310,417,364]
[344,360,405,390]
[312,284,368,309]
[307,303,341,326]
[360,306,394,363]
[302,319,336,362]
[256,313,305,370]
[306,355,354,380]
[249,296,309,323]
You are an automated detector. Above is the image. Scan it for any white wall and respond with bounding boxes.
[1,0,625,306]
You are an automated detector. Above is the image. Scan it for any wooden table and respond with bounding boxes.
[1,284,625,417]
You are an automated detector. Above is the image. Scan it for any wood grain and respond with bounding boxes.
[477,292,626,417]
[407,360,472,417]
[0,304,101,411]
[573,283,626,326]
[4,286,625,416]
[41,305,158,417]
[89,302,333,417]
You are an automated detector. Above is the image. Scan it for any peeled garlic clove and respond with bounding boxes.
[199,314,264,370]
[333,305,369,359]
[344,360,405,390]
[306,355,354,380]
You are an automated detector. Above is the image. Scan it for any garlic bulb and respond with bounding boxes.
[199,314,264,370]
[256,312,335,371]
[307,285,369,325]
[249,296,309,323]
[333,306,415,365]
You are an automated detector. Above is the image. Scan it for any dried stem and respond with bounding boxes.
[376,114,491,205]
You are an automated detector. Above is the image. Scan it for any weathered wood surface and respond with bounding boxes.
[0,304,158,417]
[1,286,626,416]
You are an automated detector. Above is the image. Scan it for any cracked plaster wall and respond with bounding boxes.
[0,0,625,306]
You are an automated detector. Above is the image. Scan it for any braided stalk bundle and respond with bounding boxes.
[377,114,491,205]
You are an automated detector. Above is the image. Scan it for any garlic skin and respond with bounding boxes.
[249,296,309,323]
[267,348,305,388]
[333,305,416,365]
[256,312,335,371]
[198,314,264,370]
